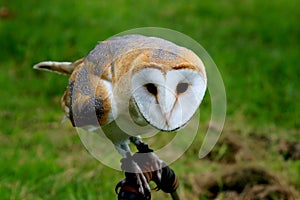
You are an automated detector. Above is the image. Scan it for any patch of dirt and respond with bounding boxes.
[185,130,299,200]
[204,132,255,164]
[189,166,298,200]
[241,184,296,200]
[205,130,300,164]
[278,140,300,160]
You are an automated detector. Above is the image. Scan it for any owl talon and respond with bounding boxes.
[132,147,179,194]
[116,154,151,200]
[116,176,151,200]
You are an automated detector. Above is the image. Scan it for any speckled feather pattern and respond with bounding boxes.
[61,35,206,128]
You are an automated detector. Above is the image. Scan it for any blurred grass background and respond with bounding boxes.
[0,0,299,199]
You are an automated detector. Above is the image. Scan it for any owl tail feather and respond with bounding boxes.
[33,58,83,75]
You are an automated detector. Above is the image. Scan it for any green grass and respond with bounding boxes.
[0,0,299,199]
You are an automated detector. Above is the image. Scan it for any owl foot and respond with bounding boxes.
[130,136,179,193]
[132,148,179,193]
[116,153,151,200]
[116,138,179,199]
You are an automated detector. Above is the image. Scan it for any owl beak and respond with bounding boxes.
[163,112,172,126]
[157,86,177,126]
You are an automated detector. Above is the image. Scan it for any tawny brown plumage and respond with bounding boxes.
[34,34,206,134]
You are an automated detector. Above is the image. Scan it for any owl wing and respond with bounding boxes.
[63,35,152,128]
[62,55,114,127]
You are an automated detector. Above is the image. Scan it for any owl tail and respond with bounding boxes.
[33,58,83,75]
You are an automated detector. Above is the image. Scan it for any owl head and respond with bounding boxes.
[130,50,207,132]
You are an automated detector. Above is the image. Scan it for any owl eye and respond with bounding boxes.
[176,82,189,94]
[144,83,157,96]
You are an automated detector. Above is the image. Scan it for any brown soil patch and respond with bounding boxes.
[278,140,300,160]
[184,130,299,200]
[204,131,255,164]
[189,166,297,200]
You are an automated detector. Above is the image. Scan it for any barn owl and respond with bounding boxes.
[34,34,207,199]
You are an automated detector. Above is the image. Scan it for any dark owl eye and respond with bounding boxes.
[144,83,157,96]
[176,82,189,94]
